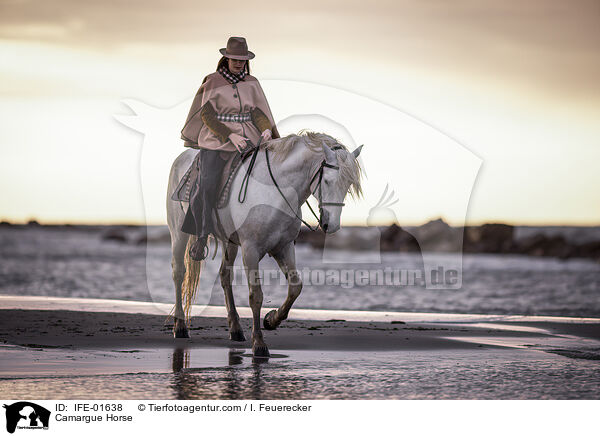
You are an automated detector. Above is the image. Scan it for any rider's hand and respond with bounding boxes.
[260,129,272,142]
[228,133,249,152]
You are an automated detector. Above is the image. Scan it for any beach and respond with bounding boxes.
[1,226,599,399]
[1,296,599,400]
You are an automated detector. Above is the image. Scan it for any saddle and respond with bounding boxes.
[170,148,255,209]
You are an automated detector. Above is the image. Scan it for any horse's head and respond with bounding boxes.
[317,141,363,233]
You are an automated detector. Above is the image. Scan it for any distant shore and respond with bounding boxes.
[2,219,600,261]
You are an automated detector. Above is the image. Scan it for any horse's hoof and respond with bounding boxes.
[263,310,278,330]
[252,343,270,358]
[174,328,190,339]
[229,330,246,342]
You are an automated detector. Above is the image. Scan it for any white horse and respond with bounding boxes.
[166,131,363,357]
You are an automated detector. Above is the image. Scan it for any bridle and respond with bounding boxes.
[263,145,345,232]
[306,156,345,225]
[237,137,346,232]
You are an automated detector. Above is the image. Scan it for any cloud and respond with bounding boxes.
[1,0,599,225]
[1,0,598,104]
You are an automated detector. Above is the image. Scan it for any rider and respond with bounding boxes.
[180,36,280,261]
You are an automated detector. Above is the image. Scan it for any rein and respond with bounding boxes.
[237,140,344,232]
[237,137,262,203]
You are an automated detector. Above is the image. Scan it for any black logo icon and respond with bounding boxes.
[3,402,50,434]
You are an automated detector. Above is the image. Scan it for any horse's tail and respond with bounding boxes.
[182,235,203,321]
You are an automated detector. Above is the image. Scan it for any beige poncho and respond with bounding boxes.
[181,72,279,152]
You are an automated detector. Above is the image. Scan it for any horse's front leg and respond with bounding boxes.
[220,242,245,342]
[242,245,269,357]
[264,242,302,330]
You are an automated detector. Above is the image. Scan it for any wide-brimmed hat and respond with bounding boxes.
[219,36,255,60]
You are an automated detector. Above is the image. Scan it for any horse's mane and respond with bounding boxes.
[263,130,363,198]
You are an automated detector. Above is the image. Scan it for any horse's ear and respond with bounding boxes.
[352,144,364,158]
[321,140,337,163]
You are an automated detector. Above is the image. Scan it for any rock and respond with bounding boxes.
[322,227,382,251]
[569,240,600,261]
[410,218,461,252]
[464,223,515,253]
[135,228,171,245]
[295,227,325,248]
[380,224,420,252]
[101,227,128,243]
[514,234,571,258]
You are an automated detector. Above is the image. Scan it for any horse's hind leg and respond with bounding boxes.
[171,231,189,338]
[220,242,245,342]
[264,242,302,330]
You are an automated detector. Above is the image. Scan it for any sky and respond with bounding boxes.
[1,0,599,226]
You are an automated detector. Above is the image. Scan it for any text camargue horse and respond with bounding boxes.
[166,132,364,357]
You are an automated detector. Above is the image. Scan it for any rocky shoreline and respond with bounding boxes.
[2,219,599,261]
[297,219,600,261]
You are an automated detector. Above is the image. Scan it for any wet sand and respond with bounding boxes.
[0,308,549,352]
[0,297,599,399]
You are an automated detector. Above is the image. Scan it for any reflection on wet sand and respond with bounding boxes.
[170,348,279,400]
[171,348,189,372]
[1,346,599,399]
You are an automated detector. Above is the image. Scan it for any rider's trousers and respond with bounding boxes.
[180,148,231,238]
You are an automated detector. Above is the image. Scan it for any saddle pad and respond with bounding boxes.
[170,152,200,203]
[170,150,251,208]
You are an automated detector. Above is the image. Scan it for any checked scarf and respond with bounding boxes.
[218,65,247,84]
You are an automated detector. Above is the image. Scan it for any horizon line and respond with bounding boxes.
[3,218,600,228]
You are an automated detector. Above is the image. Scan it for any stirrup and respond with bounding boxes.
[189,238,209,261]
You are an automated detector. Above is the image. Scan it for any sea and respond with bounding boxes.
[1,225,599,318]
